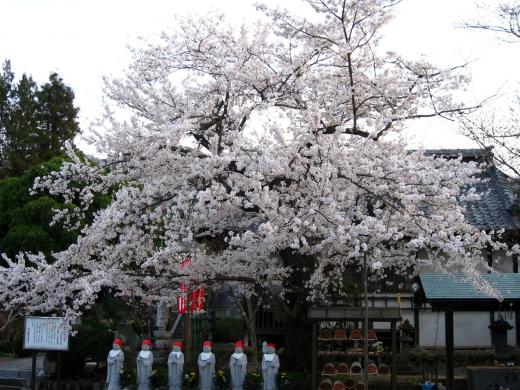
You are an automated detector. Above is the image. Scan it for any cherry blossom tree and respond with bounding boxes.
[0,1,503,354]
[464,1,520,40]
[462,1,520,177]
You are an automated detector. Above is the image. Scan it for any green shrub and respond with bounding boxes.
[47,319,113,379]
[151,367,168,388]
[246,371,262,389]
[0,340,13,354]
[184,370,198,387]
[215,369,229,389]
[120,369,135,388]
[213,318,244,341]
[13,333,31,358]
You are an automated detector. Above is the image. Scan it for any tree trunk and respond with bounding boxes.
[283,313,312,371]
[246,296,260,370]
[278,249,314,371]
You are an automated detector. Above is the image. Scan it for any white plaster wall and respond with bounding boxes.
[419,311,445,347]
[372,309,516,347]
[454,311,492,347]
[419,311,492,347]
[372,321,390,330]
[371,295,413,309]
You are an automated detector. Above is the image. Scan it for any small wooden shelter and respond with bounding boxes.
[417,273,520,390]
[308,306,400,390]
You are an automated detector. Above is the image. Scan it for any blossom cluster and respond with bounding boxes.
[0,0,505,323]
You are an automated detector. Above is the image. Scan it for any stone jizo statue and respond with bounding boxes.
[168,341,184,390]
[136,339,154,390]
[106,338,125,390]
[262,343,279,390]
[197,340,216,390]
[229,340,247,390]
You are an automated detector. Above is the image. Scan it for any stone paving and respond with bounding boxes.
[0,355,44,378]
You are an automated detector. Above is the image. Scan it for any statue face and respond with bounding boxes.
[173,346,181,352]
[142,344,150,351]
[203,346,211,353]
[113,344,121,350]
[267,346,275,354]
[234,347,243,354]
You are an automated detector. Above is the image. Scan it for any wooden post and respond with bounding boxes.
[516,311,520,347]
[312,322,317,390]
[490,311,495,346]
[363,253,369,389]
[391,320,397,390]
[414,308,420,347]
[30,351,36,390]
[445,309,454,390]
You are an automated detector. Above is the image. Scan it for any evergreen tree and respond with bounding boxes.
[0,60,80,178]
[37,73,80,161]
[0,157,79,259]
[6,74,40,175]
[0,61,14,167]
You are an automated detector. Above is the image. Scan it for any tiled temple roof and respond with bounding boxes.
[427,148,520,231]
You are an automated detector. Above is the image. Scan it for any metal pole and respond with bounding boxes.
[57,351,62,390]
[391,321,397,390]
[363,253,369,389]
[445,308,454,390]
[30,351,36,390]
[312,322,317,390]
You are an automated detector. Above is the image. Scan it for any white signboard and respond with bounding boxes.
[24,316,69,351]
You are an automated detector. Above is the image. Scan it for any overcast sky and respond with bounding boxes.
[1,0,518,153]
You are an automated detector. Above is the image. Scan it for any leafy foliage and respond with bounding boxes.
[0,60,80,178]
[214,318,244,341]
[47,319,113,379]
[0,156,112,335]
[0,156,78,258]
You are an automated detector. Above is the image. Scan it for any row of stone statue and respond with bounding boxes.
[106,338,280,390]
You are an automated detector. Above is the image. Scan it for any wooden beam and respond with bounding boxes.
[445,309,454,390]
[308,307,400,321]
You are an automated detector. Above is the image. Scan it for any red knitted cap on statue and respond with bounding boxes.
[172,341,183,349]
[113,338,124,347]
[267,343,276,349]
[234,340,244,348]
[202,341,212,347]
[142,339,152,346]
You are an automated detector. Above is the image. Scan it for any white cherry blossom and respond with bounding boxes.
[0,0,505,323]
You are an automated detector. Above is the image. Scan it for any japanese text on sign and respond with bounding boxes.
[24,317,69,351]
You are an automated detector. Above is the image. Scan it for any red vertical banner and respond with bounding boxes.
[189,290,197,314]
[188,288,205,314]
[177,295,187,313]
[177,282,187,313]
[177,257,205,314]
